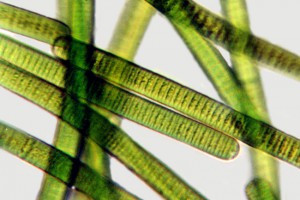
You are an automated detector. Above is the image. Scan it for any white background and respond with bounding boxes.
[0,0,300,199]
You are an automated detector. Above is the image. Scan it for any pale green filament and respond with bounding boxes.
[221,0,279,197]
[108,0,155,60]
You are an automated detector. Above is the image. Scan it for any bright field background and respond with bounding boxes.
[0,0,300,199]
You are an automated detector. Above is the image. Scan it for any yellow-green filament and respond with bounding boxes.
[221,0,279,197]
[0,59,238,160]
[0,2,70,44]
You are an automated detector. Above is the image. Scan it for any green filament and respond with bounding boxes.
[0,2,70,44]
[171,21,251,113]
[53,37,300,168]
[0,58,238,160]
[2,1,300,80]
[0,60,207,200]
[246,178,278,200]
[107,0,155,60]
[38,0,108,199]
[220,0,279,197]
[143,0,300,80]
[0,122,139,200]
[220,0,268,119]
[1,34,300,167]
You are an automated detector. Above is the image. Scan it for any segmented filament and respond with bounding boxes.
[1,1,299,80]
[0,58,238,160]
[0,60,207,200]
[143,0,300,80]
[53,37,300,168]
[0,122,139,200]
[0,2,70,44]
